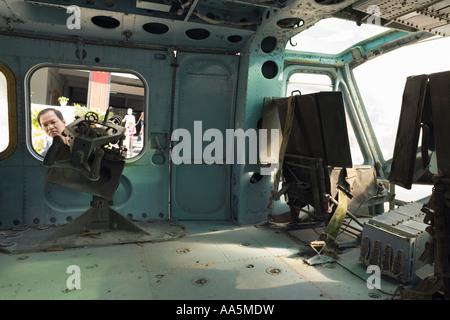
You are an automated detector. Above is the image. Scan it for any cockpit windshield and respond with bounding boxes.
[286,17,390,55]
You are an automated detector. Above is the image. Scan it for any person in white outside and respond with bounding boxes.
[122,108,136,157]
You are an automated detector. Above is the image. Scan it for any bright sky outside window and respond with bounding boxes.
[286,73,332,96]
[353,35,450,161]
[353,35,450,202]
[286,18,390,54]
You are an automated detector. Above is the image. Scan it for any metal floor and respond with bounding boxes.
[0,220,400,300]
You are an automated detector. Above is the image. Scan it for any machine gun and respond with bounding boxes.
[44,111,126,184]
[43,110,147,239]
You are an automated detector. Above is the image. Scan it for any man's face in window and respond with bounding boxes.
[39,110,66,139]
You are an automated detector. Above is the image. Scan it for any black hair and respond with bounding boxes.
[37,108,64,127]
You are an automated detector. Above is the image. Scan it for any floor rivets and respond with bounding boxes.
[266,267,282,275]
[192,277,209,286]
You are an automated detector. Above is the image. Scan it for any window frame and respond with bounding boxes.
[285,17,391,56]
[25,63,148,162]
[286,72,333,96]
[0,62,18,161]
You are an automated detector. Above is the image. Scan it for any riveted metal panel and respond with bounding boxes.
[171,52,239,220]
